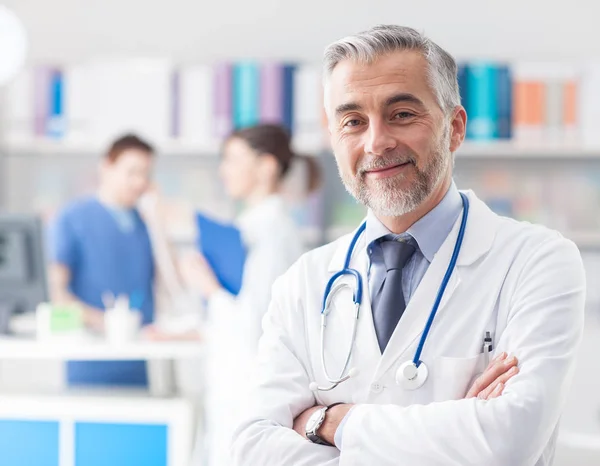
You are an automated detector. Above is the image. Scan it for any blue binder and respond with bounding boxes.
[465,62,498,141]
[496,64,513,140]
[196,213,247,296]
[233,62,260,130]
[282,64,296,134]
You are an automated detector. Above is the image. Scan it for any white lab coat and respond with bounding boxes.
[204,195,305,466]
[231,190,586,466]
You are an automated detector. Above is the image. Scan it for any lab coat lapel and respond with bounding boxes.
[374,190,498,380]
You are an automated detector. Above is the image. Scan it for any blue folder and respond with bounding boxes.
[196,213,247,296]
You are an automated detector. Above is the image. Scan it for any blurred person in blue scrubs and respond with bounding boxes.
[48,134,156,386]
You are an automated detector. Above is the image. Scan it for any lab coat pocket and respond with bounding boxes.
[433,354,487,401]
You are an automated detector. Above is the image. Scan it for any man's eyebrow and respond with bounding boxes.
[335,102,362,117]
[334,94,426,117]
[384,93,425,108]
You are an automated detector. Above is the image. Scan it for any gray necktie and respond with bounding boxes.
[373,239,416,353]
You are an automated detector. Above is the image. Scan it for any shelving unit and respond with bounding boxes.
[3,140,600,250]
[456,142,600,159]
[5,139,600,159]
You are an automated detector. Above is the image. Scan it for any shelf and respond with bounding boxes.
[5,140,600,160]
[0,336,205,360]
[0,139,325,158]
[457,141,600,159]
[0,140,221,158]
[324,225,600,249]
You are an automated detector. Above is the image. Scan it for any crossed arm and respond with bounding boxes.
[292,351,519,445]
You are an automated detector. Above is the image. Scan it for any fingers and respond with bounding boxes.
[488,351,507,368]
[477,365,520,400]
[466,352,506,398]
[466,353,518,399]
[489,382,504,398]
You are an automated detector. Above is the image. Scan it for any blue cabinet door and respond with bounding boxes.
[0,420,60,466]
[75,422,167,466]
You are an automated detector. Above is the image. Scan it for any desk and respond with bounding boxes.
[0,336,204,360]
[0,337,205,466]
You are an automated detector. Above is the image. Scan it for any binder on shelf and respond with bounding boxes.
[47,68,65,139]
[214,62,233,139]
[233,61,260,130]
[282,64,296,134]
[63,64,91,145]
[465,62,498,141]
[178,65,217,150]
[293,65,323,152]
[260,63,284,124]
[496,65,512,140]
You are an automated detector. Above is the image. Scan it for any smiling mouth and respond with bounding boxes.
[364,162,412,179]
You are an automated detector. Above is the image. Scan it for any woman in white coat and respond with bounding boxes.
[180,124,321,466]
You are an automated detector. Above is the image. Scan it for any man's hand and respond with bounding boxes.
[466,352,519,399]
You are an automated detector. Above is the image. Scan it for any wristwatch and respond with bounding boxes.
[305,403,342,446]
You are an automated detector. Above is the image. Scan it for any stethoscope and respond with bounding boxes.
[309,192,469,392]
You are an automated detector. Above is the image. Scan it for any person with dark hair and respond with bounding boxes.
[48,133,156,387]
[178,123,321,466]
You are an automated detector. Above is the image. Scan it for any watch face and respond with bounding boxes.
[306,408,325,431]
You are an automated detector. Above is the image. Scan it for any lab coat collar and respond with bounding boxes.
[327,190,499,272]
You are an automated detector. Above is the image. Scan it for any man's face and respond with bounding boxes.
[325,50,460,217]
[102,149,153,207]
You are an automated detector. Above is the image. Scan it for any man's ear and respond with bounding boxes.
[449,106,467,153]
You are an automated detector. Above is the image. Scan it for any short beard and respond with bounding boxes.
[339,130,451,217]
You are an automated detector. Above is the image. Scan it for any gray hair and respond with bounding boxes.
[323,25,460,115]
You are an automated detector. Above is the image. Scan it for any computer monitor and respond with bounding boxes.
[0,214,49,334]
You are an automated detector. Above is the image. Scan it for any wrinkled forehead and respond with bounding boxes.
[324,51,439,117]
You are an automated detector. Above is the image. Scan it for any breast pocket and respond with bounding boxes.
[433,354,487,402]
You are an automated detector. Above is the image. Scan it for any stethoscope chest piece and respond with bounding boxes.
[396,360,429,390]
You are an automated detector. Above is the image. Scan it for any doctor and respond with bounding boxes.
[232,25,586,466]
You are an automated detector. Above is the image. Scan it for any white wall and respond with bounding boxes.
[3,0,599,64]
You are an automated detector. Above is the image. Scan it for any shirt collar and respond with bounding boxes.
[365,181,463,262]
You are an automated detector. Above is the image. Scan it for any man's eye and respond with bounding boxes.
[344,119,361,127]
[394,112,415,120]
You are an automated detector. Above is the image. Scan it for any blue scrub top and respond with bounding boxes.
[50,197,155,386]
